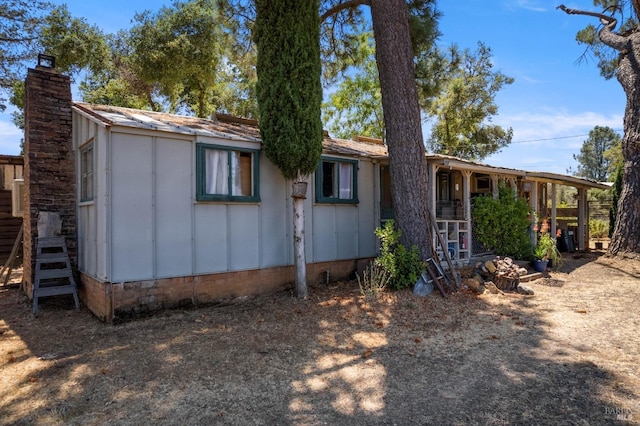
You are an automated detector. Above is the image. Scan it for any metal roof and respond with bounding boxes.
[72,103,610,190]
[73,103,262,142]
[73,103,387,158]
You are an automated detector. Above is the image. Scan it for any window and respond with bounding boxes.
[315,157,358,204]
[80,143,94,202]
[196,143,260,202]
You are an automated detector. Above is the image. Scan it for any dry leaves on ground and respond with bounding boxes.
[1,253,639,425]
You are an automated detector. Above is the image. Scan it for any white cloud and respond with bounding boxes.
[494,110,623,143]
[512,0,546,12]
[484,109,623,174]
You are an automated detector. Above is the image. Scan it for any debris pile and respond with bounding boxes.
[461,256,535,295]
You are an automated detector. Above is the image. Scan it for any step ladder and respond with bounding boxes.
[32,236,79,315]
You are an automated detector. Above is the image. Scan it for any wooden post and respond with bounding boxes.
[292,180,308,298]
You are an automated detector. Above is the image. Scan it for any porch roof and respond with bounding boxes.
[427,153,610,190]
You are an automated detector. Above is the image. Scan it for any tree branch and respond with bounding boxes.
[320,0,370,23]
[0,36,38,43]
[557,4,616,28]
[557,4,628,51]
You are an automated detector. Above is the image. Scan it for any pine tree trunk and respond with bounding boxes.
[370,0,433,259]
[602,31,640,254]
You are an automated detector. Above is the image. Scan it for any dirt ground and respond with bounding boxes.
[1,250,640,425]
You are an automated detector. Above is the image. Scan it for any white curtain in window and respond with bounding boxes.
[230,151,243,196]
[205,149,228,195]
[339,162,352,199]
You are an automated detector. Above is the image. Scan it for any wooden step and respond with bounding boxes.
[520,272,543,282]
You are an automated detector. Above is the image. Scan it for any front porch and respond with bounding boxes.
[425,155,611,263]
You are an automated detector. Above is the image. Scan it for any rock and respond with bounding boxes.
[517,267,528,276]
[463,277,483,293]
[484,281,503,294]
[516,284,535,295]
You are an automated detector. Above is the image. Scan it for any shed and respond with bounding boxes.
[70,103,385,321]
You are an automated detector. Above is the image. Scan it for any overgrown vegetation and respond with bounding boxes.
[472,185,533,260]
[357,262,391,300]
[374,220,425,291]
[590,219,609,239]
[533,232,563,269]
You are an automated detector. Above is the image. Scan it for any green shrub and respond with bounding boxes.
[472,185,533,260]
[374,220,425,291]
[590,219,609,239]
[534,232,563,269]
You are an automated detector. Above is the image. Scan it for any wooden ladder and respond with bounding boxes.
[425,208,461,293]
[32,236,79,315]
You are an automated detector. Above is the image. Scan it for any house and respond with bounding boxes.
[22,64,385,322]
[20,63,608,322]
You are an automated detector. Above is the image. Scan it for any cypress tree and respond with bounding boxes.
[254,0,323,180]
[254,0,322,298]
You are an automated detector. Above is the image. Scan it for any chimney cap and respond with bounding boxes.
[37,54,56,69]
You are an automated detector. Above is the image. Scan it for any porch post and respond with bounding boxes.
[428,162,437,216]
[507,178,517,199]
[577,187,586,250]
[531,181,539,245]
[491,176,499,199]
[463,170,472,255]
[551,183,557,238]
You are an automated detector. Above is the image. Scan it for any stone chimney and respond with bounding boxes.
[22,56,77,297]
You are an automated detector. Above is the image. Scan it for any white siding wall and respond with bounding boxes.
[155,138,193,277]
[194,205,228,273]
[111,133,154,281]
[73,113,107,280]
[74,115,380,283]
[259,158,289,267]
[310,159,378,262]
[356,160,378,258]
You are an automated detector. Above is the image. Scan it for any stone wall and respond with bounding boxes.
[23,66,76,297]
[80,258,371,323]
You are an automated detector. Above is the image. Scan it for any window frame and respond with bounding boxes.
[79,142,94,202]
[196,142,260,202]
[315,156,359,204]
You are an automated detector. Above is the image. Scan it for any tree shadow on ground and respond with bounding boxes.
[1,257,638,425]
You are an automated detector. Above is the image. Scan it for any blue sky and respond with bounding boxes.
[0,0,625,175]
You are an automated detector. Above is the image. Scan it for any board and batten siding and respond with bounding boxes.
[74,112,380,284]
[74,112,106,281]
[311,159,377,262]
